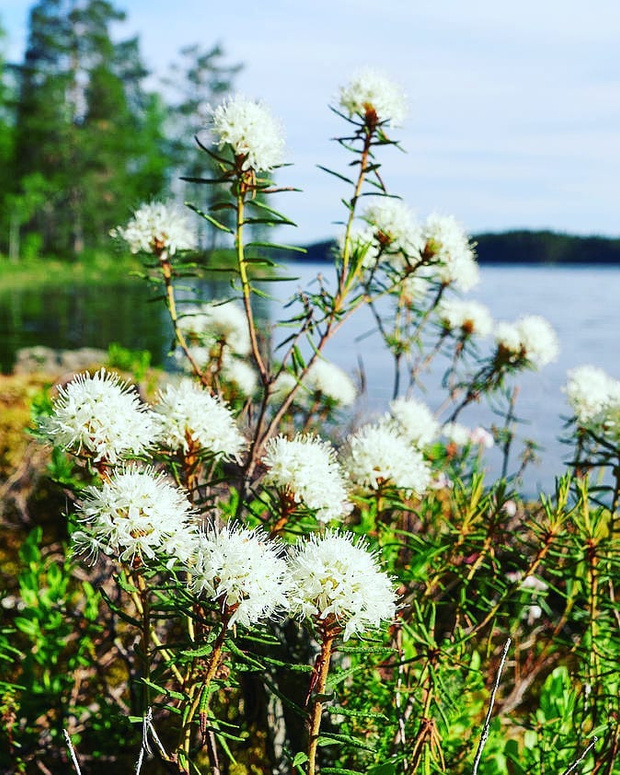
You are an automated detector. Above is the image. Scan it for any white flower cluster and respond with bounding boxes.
[190,526,397,638]
[361,199,424,268]
[74,467,198,565]
[564,364,620,426]
[180,301,251,356]
[287,531,398,641]
[338,68,407,127]
[343,421,431,494]
[422,214,479,291]
[346,206,479,294]
[220,354,258,397]
[271,360,356,408]
[437,299,493,338]
[443,422,494,449]
[563,364,620,442]
[305,359,357,407]
[42,369,157,464]
[389,397,438,448]
[154,380,245,460]
[190,523,290,627]
[495,315,559,368]
[178,301,258,396]
[270,370,301,404]
[262,435,351,522]
[209,95,285,172]
[70,465,397,639]
[111,202,196,256]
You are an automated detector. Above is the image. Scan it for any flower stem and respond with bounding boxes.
[338,127,374,302]
[236,189,267,382]
[160,255,210,387]
[128,574,185,687]
[177,612,231,773]
[306,632,336,775]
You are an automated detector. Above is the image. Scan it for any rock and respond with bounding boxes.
[13,346,107,377]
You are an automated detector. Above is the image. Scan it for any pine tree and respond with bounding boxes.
[13,0,167,257]
[0,17,16,257]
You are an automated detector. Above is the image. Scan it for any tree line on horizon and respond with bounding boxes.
[0,0,242,261]
[297,230,620,266]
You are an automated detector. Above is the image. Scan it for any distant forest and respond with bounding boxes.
[296,230,620,266]
[0,0,243,260]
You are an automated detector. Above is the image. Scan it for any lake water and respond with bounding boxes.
[2,263,619,494]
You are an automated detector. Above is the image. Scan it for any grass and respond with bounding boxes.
[0,247,269,291]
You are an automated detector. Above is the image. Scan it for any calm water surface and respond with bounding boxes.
[276,264,620,493]
[2,263,619,493]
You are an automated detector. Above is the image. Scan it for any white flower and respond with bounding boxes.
[400,274,431,304]
[221,354,258,397]
[154,380,245,460]
[189,523,290,627]
[74,467,198,565]
[422,214,479,291]
[505,571,548,625]
[496,315,559,368]
[526,604,543,624]
[362,199,424,268]
[343,422,430,494]
[502,499,518,517]
[42,369,157,464]
[305,359,357,407]
[262,435,351,523]
[521,575,549,592]
[111,202,196,256]
[209,95,285,172]
[470,426,494,449]
[438,299,493,338]
[179,301,251,356]
[494,321,522,355]
[271,370,303,404]
[174,345,211,375]
[442,423,493,449]
[346,226,381,270]
[430,471,452,490]
[287,531,398,641]
[516,316,560,367]
[563,365,620,425]
[442,422,471,447]
[389,397,439,448]
[338,68,407,127]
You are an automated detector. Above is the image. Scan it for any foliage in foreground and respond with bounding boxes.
[2,69,620,775]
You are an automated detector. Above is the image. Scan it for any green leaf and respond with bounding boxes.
[246,241,307,253]
[185,203,233,233]
[322,769,365,775]
[247,198,296,220]
[367,762,399,775]
[180,642,217,658]
[317,732,376,752]
[316,164,355,186]
[141,678,186,701]
[292,346,306,371]
[324,705,390,723]
[292,752,309,767]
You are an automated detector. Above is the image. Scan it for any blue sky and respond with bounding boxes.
[4,0,620,243]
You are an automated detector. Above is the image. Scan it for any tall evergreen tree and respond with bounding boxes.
[0,17,15,255]
[13,0,168,257]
